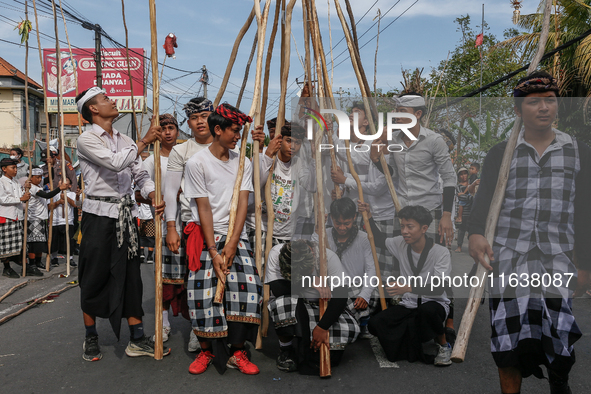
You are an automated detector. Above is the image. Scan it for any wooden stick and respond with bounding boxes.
[308,0,340,200]
[58,0,84,209]
[50,0,71,277]
[451,0,553,363]
[121,0,139,142]
[213,5,256,107]
[256,0,281,349]
[308,0,331,378]
[333,0,401,213]
[213,0,272,305]
[21,0,32,276]
[148,0,164,360]
[31,0,54,272]
[236,28,258,109]
[0,282,28,304]
[309,1,388,312]
[0,283,78,326]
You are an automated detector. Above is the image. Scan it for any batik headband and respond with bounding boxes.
[183,99,214,117]
[513,77,559,97]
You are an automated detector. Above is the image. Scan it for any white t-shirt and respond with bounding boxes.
[51,191,76,226]
[262,158,294,240]
[28,184,49,221]
[142,154,169,193]
[265,243,345,301]
[184,148,253,239]
[167,138,212,222]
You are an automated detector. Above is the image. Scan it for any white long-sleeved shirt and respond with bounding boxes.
[0,175,24,220]
[77,124,155,219]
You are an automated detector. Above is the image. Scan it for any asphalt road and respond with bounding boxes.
[1,252,591,394]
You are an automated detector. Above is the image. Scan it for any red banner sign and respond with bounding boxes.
[43,48,145,113]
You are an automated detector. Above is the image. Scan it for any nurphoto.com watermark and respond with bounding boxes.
[302,107,418,153]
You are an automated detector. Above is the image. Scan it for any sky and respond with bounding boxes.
[0,0,541,137]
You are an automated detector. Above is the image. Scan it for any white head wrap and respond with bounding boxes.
[30,168,43,176]
[395,95,426,108]
[77,87,106,113]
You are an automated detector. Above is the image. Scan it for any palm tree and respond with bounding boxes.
[453,111,514,162]
[496,0,591,96]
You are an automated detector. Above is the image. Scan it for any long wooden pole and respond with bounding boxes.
[213,5,256,107]
[451,0,553,363]
[58,0,84,209]
[256,0,281,349]
[309,0,388,311]
[333,0,401,214]
[236,28,258,109]
[121,0,139,142]
[148,0,164,360]
[31,0,54,272]
[50,0,70,277]
[213,0,272,305]
[21,0,32,276]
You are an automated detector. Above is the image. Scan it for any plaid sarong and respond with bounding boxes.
[162,242,187,284]
[27,219,47,243]
[246,228,283,259]
[86,195,138,258]
[369,218,395,278]
[294,216,316,240]
[268,295,360,350]
[489,245,581,376]
[0,220,23,259]
[187,234,262,338]
[348,287,380,321]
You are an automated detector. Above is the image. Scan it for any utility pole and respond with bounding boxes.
[82,22,102,89]
[334,86,345,109]
[95,24,102,89]
[200,65,209,98]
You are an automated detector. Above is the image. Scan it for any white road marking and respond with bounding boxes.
[370,337,399,368]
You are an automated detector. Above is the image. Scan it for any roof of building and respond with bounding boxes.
[62,113,88,126]
[0,56,43,90]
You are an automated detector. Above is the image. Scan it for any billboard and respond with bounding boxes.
[43,48,145,113]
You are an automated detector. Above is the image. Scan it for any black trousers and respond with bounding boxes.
[78,213,143,339]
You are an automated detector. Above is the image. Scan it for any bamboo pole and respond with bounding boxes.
[213,5,256,107]
[256,0,281,348]
[58,0,84,209]
[50,0,70,277]
[0,282,28,304]
[148,0,164,360]
[121,0,139,142]
[308,0,340,200]
[21,0,33,276]
[307,0,331,377]
[309,0,388,311]
[333,0,401,213]
[451,0,553,363]
[236,28,258,109]
[31,0,54,272]
[213,0,272,305]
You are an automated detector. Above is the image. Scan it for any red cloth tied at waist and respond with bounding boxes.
[184,222,205,272]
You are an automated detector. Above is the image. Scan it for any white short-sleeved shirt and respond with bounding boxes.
[28,184,49,221]
[184,148,254,239]
[265,243,345,301]
[52,191,76,226]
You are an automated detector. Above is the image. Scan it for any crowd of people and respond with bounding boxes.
[0,70,588,394]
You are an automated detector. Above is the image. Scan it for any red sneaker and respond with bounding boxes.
[227,350,260,375]
[189,350,214,374]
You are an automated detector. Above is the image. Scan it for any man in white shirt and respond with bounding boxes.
[136,113,186,344]
[0,158,31,278]
[75,87,168,362]
[183,103,261,376]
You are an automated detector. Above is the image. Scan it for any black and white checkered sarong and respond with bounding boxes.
[268,295,360,350]
[0,220,23,259]
[187,234,262,338]
[489,245,581,374]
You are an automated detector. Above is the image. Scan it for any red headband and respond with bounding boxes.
[215,104,252,126]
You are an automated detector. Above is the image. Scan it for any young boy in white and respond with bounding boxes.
[183,103,261,376]
[49,187,80,267]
